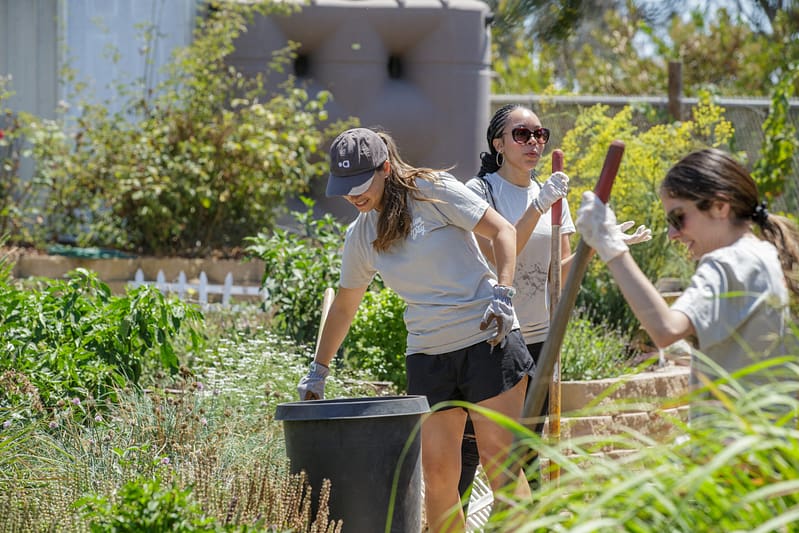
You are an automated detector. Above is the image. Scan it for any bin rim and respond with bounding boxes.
[275,395,429,421]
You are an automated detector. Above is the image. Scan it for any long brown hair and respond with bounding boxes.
[660,148,799,298]
[372,131,442,252]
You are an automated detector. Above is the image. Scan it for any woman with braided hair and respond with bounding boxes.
[458,104,651,504]
[576,147,799,421]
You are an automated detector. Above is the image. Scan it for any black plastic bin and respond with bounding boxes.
[275,395,429,532]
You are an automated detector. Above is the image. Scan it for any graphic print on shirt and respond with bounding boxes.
[517,260,547,297]
[410,216,425,240]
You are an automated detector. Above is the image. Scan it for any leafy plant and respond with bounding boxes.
[245,197,347,345]
[0,76,40,245]
[78,473,215,532]
[752,64,799,202]
[342,287,408,390]
[560,312,629,381]
[23,0,349,256]
[0,269,203,417]
[0,309,373,532]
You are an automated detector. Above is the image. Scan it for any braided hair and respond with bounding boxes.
[477,103,522,177]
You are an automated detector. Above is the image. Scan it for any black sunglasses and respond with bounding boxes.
[510,126,550,145]
[666,208,685,231]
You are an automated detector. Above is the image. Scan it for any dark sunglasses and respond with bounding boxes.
[510,126,550,145]
[666,208,685,231]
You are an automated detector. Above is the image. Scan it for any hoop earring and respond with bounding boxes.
[495,152,504,168]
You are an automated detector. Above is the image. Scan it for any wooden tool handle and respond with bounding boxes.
[306,287,336,401]
[550,149,564,223]
[315,287,335,355]
[521,141,625,425]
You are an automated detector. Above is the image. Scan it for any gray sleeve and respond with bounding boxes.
[431,173,489,231]
[340,220,377,289]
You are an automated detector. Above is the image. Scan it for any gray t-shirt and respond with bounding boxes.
[340,172,519,355]
[466,172,575,344]
[672,235,790,395]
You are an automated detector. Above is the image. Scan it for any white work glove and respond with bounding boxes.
[480,285,516,349]
[618,220,652,245]
[533,171,569,214]
[575,191,629,262]
[297,361,329,401]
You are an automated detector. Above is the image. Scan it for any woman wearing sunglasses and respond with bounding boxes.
[459,104,652,505]
[298,127,536,532]
[576,148,799,421]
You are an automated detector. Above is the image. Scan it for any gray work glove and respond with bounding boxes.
[480,284,516,349]
[576,191,628,262]
[297,361,329,401]
[533,171,569,214]
[619,220,653,245]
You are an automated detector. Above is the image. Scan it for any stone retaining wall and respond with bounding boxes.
[556,365,690,448]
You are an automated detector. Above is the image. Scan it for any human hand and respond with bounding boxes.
[534,171,569,214]
[618,220,652,245]
[480,285,516,349]
[297,361,329,400]
[576,191,629,262]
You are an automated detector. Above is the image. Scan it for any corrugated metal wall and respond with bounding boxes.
[0,0,195,120]
[0,0,59,118]
[491,94,799,212]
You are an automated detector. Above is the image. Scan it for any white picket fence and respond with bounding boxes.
[129,268,264,308]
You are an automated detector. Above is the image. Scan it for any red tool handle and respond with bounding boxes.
[520,140,625,427]
[550,149,564,223]
[594,140,624,203]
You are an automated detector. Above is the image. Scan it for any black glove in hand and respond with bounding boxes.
[480,285,516,349]
[297,361,329,401]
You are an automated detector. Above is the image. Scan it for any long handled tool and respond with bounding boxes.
[305,287,336,400]
[522,140,625,433]
[315,287,336,354]
[547,149,564,483]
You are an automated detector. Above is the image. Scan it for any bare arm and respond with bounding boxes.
[559,232,573,281]
[606,252,695,347]
[473,207,516,286]
[313,285,368,366]
[474,204,543,264]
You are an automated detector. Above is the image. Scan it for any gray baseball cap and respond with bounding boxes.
[326,128,388,197]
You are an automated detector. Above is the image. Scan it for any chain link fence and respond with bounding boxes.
[491,94,799,213]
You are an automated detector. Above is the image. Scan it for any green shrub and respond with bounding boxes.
[78,473,214,533]
[20,1,351,256]
[0,269,203,418]
[560,312,629,381]
[342,287,408,390]
[0,311,366,532]
[752,64,799,202]
[0,77,40,246]
[245,197,346,345]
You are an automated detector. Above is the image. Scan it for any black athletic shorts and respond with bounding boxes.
[406,329,534,409]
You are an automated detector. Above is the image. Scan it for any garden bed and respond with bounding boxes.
[8,250,266,297]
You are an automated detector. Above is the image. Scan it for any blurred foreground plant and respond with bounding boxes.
[481,352,799,532]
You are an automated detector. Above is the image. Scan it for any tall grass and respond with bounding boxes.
[483,355,799,532]
[0,308,385,532]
